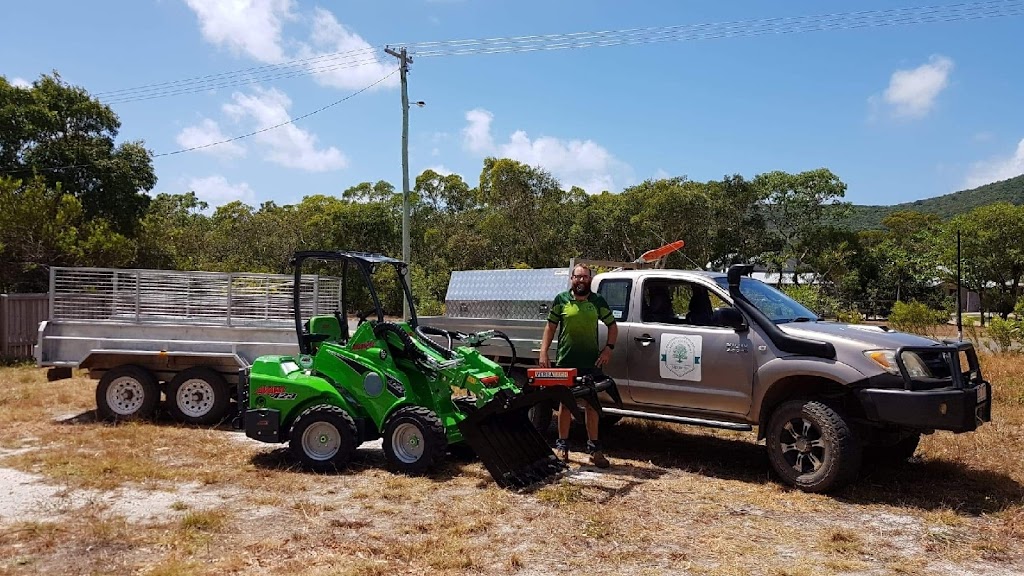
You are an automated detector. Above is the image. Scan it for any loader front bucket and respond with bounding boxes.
[457,386,579,490]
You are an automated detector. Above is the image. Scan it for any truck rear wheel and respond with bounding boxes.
[766,399,861,493]
[166,367,231,425]
[289,405,359,472]
[96,365,160,422]
[383,406,447,475]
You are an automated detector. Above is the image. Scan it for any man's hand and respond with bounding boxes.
[596,346,613,368]
[539,348,551,368]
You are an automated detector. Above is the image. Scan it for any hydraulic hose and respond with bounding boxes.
[491,330,518,374]
[414,324,457,360]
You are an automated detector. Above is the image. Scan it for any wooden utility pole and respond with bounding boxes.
[385,46,413,320]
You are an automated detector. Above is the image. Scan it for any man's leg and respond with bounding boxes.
[584,404,610,468]
[555,403,572,461]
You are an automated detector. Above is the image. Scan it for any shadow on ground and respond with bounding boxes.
[583,418,1024,515]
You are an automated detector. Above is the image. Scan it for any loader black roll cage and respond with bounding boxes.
[290,250,419,355]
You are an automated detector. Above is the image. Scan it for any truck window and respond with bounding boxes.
[642,279,732,327]
[598,279,632,321]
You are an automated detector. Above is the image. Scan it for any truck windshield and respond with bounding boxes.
[712,277,819,324]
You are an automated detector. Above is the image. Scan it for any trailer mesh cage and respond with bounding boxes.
[50,267,343,327]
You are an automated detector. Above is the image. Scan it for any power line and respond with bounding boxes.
[0,68,399,175]
[408,0,1024,57]
[104,55,391,105]
[84,1,1024,104]
[154,67,398,157]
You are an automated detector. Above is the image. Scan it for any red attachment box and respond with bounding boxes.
[526,367,577,387]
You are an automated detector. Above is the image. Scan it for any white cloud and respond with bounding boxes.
[964,138,1024,188]
[183,2,396,91]
[184,0,295,63]
[653,168,671,180]
[462,109,494,154]
[187,175,256,207]
[223,87,348,172]
[11,77,31,88]
[878,55,954,119]
[424,164,454,176]
[461,108,632,194]
[176,119,247,159]
[294,8,398,90]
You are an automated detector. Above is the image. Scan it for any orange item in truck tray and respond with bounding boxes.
[638,240,685,263]
[527,367,577,387]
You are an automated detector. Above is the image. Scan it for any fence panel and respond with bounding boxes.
[1,293,49,358]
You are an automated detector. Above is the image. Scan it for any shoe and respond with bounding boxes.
[586,440,610,468]
[554,438,569,462]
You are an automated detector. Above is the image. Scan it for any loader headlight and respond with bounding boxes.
[864,349,930,378]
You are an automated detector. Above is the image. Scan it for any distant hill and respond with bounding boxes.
[843,174,1024,231]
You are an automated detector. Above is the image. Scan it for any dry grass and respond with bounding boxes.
[0,360,1022,575]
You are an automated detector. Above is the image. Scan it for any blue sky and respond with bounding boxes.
[3,0,1023,210]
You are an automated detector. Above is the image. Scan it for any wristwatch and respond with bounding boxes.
[605,343,615,350]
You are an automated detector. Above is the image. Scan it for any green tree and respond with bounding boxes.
[0,176,134,291]
[753,168,851,281]
[1,73,156,235]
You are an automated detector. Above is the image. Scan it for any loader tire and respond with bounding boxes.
[166,367,231,426]
[383,406,447,475]
[766,399,861,493]
[96,365,160,422]
[289,404,359,473]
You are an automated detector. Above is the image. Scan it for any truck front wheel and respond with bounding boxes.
[766,399,861,493]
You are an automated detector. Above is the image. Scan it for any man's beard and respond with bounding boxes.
[572,283,590,296]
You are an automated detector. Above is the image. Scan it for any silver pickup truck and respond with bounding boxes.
[419,262,993,492]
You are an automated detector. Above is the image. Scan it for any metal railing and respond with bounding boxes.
[49,267,342,327]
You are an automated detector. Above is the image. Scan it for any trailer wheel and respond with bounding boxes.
[766,399,861,493]
[96,365,160,422]
[167,367,231,426]
[289,405,359,472]
[383,406,447,475]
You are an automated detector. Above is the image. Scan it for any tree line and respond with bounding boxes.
[3,74,1023,322]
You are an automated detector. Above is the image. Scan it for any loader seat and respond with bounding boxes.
[308,315,343,348]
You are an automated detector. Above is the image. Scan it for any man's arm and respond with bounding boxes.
[596,323,618,368]
[539,321,557,368]
[539,296,562,368]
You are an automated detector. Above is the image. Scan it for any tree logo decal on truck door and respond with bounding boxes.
[660,335,702,381]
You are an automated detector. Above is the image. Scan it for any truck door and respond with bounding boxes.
[625,277,754,415]
[594,276,633,386]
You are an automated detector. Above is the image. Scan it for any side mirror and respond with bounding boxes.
[715,307,747,331]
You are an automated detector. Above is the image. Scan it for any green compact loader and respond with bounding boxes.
[235,250,577,489]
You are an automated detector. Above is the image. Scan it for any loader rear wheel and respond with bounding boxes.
[96,365,160,422]
[289,405,359,473]
[383,406,447,475]
[167,367,230,425]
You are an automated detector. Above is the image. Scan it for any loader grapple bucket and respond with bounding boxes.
[457,387,578,490]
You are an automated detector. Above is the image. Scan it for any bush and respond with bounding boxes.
[888,300,948,336]
[781,284,840,319]
[986,317,1019,354]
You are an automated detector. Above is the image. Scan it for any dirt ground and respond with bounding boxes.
[1,362,1022,576]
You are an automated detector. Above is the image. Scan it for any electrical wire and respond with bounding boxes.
[0,68,399,175]
[86,1,1024,103]
[408,1,1024,57]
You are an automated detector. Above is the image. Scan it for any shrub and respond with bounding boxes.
[888,300,948,336]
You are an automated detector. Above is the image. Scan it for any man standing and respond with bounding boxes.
[539,263,618,468]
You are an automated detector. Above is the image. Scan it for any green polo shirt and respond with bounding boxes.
[547,291,616,369]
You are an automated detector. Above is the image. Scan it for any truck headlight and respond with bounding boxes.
[864,349,930,378]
